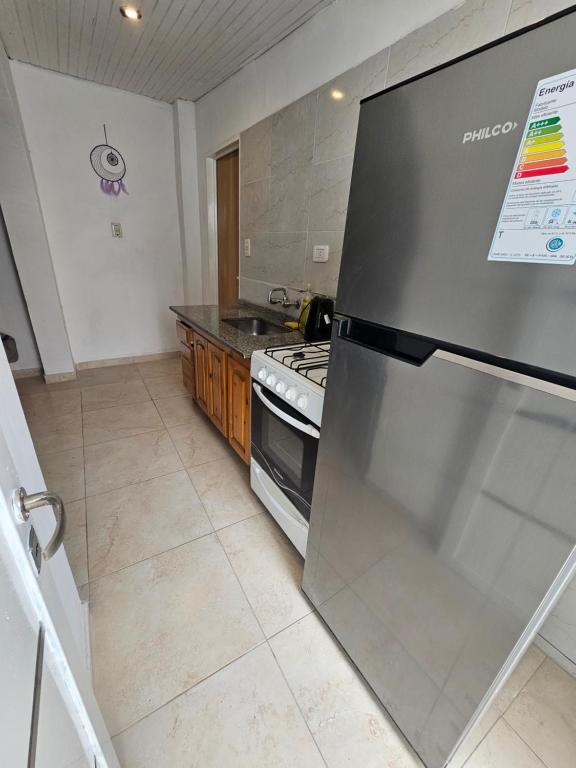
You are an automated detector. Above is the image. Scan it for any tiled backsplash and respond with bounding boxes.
[239,48,389,309]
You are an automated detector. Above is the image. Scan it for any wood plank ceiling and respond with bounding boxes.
[0,0,334,102]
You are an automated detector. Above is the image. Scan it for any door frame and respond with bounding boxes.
[206,139,240,305]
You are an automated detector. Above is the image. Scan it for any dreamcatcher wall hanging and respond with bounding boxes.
[90,124,128,196]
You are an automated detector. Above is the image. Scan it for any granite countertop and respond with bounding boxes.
[170,302,304,358]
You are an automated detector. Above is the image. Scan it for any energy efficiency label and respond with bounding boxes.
[489,68,576,265]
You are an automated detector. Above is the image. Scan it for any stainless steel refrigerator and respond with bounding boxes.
[302,8,576,768]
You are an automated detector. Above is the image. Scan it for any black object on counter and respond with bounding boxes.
[303,297,334,342]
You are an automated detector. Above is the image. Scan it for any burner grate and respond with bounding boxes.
[264,342,330,388]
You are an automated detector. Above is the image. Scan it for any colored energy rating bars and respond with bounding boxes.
[515,115,568,178]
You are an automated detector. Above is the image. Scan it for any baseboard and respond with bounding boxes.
[535,633,576,679]
[44,370,77,384]
[11,367,42,379]
[76,350,180,370]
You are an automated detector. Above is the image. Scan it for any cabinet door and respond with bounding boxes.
[193,333,209,414]
[207,342,227,435]
[228,357,251,464]
[180,342,195,397]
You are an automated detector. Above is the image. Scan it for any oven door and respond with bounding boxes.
[251,381,319,521]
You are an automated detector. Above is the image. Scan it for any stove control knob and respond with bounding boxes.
[285,388,296,401]
[276,381,287,395]
[297,395,308,411]
[266,374,277,387]
[257,367,267,381]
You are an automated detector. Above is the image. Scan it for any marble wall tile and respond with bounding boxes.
[240,177,270,233]
[239,277,302,316]
[304,231,344,298]
[271,92,317,175]
[314,63,364,163]
[362,47,391,99]
[506,0,572,32]
[240,115,271,183]
[268,166,311,232]
[308,156,353,231]
[387,0,510,87]
[243,232,307,287]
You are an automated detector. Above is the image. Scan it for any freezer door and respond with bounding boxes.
[338,9,576,378]
[302,335,576,768]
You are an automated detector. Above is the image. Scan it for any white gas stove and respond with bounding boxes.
[250,341,331,556]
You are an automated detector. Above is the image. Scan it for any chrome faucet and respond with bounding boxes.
[268,287,300,308]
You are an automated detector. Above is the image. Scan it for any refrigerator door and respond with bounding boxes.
[302,334,576,768]
[338,10,576,379]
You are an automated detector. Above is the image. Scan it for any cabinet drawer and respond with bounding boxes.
[176,319,191,346]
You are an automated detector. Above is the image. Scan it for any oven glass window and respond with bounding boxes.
[261,408,306,489]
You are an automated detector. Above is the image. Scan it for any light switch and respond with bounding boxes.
[313,244,329,262]
[111,222,123,238]
[244,238,251,258]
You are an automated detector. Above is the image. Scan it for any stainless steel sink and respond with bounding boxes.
[223,317,291,336]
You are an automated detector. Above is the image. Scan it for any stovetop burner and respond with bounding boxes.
[264,341,331,388]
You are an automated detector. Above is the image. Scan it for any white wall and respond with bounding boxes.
[11,63,184,365]
[0,47,75,377]
[0,209,40,371]
[194,0,465,302]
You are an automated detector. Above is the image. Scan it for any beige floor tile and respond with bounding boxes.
[466,719,545,768]
[63,499,88,588]
[87,471,212,579]
[16,375,80,395]
[504,658,576,768]
[270,613,420,768]
[77,364,141,387]
[188,455,263,529]
[143,374,188,399]
[90,534,263,735]
[81,380,150,412]
[82,401,163,446]
[449,644,545,768]
[21,389,81,418]
[137,357,180,380]
[84,430,182,496]
[28,412,83,456]
[39,447,85,503]
[168,418,229,468]
[153,395,199,427]
[112,644,325,768]
[218,513,310,637]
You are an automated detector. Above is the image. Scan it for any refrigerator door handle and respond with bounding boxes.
[337,316,437,365]
[434,349,576,401]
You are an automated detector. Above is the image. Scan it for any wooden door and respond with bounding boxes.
[193,333,209,414]
[207,342,227,435]
[228,356,251,464]
[216,149,239,306]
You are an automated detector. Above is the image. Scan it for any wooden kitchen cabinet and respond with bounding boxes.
[178,320,251,464]
[193,332,209,414]
[227,356,251,463]
[207,341,227,434]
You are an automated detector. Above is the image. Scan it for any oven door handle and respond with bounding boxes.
[253,383,320,439]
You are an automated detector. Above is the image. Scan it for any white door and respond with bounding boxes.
[0,345,119,767]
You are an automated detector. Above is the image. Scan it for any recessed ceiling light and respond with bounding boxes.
[331,88,345,101]
[120,5,142,21]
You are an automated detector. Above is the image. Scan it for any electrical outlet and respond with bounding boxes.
[111,222,123,238]
[244,238,251,258]
[312,244,329,262]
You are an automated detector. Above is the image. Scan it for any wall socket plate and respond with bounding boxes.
[243,238,251,258]
[312,244,329,262]
[111,222,123,238]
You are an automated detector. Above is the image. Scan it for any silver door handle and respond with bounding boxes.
[16,488,66,560]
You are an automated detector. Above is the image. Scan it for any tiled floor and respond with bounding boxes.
[16,360,576,767]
